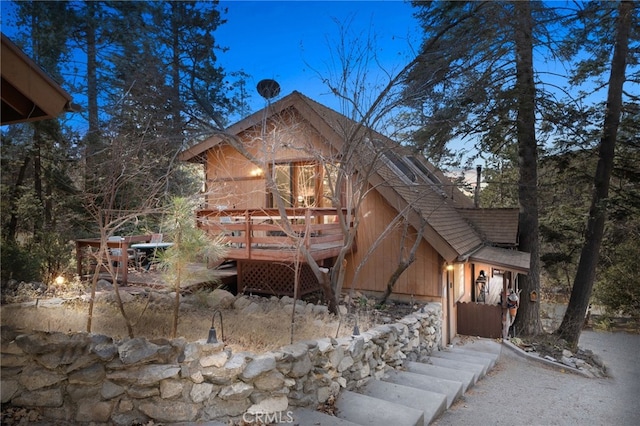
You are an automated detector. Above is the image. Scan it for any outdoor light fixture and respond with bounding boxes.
[352,315,360,336]
[250,168,263,177]
[476,270,487,284]
[207,309,224,344]
[446,264,454,272]
[55,276,65,285]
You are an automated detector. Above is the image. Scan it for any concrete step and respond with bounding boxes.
[453,337,502,356]
[335,390,425,426]
[288,339,503,426]
[360,379,447,425]
[382,369,463,409]
[291,407,362,425]
[429,350,491,376]
[421,354,485,381]
[448,346,499,368]
[404,360,476,392]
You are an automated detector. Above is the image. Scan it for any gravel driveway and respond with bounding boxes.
[433,330,639,426]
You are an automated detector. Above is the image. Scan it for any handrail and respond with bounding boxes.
[196,208,351,259]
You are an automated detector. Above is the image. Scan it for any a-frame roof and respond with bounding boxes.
[181,91,529,272]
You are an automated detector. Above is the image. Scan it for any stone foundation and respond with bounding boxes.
[1,303,441,424]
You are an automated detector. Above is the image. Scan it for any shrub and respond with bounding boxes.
[1,239,41,283]
[593,237,640,317]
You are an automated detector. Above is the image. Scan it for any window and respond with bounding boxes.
[322,163,341,206]
[371,139,417,184]
[406,156,447,196]
[407,156,440,185]
[269,162,323,208]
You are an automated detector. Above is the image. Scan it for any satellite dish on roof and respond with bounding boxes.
[257,79,280,99]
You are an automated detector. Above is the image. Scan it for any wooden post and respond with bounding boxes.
[76,241,83,278]
[502,272,509,339]
[304,209,312,248]
[244,210,251,259]
[121,240,129,286]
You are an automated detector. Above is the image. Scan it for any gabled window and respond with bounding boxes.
[371,138,417,185]
[406,155,447,197]
[268,161,340,208]
[407,156,441,186]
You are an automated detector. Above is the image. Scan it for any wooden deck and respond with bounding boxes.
[196,208,353,263]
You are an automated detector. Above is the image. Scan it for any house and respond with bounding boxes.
[180,91,530,345]
[1,33,76,125]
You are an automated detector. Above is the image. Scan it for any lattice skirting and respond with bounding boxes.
[238,261,321,297]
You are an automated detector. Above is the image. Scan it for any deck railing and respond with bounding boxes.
[196,208,352,261]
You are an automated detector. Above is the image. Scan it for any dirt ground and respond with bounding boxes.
[433,330,640,426]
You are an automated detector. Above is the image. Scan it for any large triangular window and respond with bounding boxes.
[269,162,321,208]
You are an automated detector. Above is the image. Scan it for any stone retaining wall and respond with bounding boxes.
[1,303,442,425]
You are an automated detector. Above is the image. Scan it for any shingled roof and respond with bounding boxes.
[456,208,520,246]
[181,91,529,272]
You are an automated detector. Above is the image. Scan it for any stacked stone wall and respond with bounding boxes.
[1,303,442,424]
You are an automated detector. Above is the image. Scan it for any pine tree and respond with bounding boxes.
[556,1,636,347]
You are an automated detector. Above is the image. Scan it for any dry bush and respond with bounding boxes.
[0,296,382,353]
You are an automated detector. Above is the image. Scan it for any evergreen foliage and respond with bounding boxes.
[1,0,243,285]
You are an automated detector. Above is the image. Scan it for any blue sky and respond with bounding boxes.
[1,0,420,127]
[216,0,420,117]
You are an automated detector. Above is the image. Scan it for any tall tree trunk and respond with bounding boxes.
[172,228,182,339]
[32,126,44,239]
[85,0,99,181]
[170,2,182,139]
[29,16,45,239]
[5,156,31,241]
[556,1,632,348]
[512,0,542,336]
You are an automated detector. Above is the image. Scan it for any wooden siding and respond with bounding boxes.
[344,187,441,299]
[206,144,266,209]
[205,112,334,210]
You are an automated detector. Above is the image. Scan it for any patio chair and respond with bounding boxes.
[108,236,139,271]
[107,236,123,266]
[128,249,145,271]
[141,233,165,271]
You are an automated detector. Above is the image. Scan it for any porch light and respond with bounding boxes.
[250,168,263,177]
[446,264,454,272]
[207,310,224,344]
[476,270,487,284]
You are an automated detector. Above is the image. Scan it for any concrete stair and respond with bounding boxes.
[404,361,476,392]
[292,337,501,425]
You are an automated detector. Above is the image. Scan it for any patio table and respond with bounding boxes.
[131,242,173,270]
